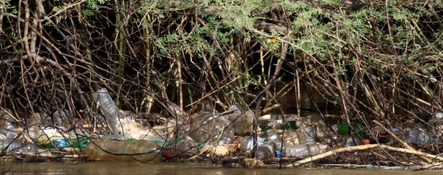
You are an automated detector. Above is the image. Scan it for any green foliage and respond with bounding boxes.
[3,0,443,130]
[87,0,110,11]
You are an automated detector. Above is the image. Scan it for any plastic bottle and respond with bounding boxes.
[0,138,22,153]
[0,128,20,140]
[84,139,162,162]
[264,129,283,150]
[188,112,234,146]
[0,108,20,139]
[92,88,120,132]
[296,126,316,144]
[283,143,328,158]
[0,108,17,129]
[344,135,363,147]
[162,137,199,157]
[239,136,265,152]
[224,105,254,136]
[254,143,274,159]
[50,109,70,127]
[296,114,337,145]
[314,125,337,145]
[403,128,434,146]
[264,129,281,143]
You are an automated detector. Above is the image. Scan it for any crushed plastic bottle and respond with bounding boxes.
[189,112,234,146]
[403,128,435,146]
[224,105,254,136]
[283,143,329,158]
[296,114,337,145]
[84,139,162,162]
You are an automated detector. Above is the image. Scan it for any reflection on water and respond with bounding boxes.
[0,162,440,175]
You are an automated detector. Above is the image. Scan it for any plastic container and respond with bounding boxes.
[0,138,22,153]
[49,109,71,127]
[239,136,265,152]
[264,129,284,150]
[314,125,336,145]
[296,126,316,144]
[254,143,274,159]
[92,88,120,132]
[0,128,20,140]
[344,135,363,146]
[188,112,234,146]
[225,105,254,136]
[84,139,162,162]
[162,137,199,157]
[0,109,20,139]
[283,143,328,158]
[403,128,434,146]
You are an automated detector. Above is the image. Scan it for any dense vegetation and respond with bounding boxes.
[1,0,443,137]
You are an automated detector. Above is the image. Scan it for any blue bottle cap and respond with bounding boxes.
[275,150,282,158]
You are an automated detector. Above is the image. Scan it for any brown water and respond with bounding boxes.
[0,162,440,175]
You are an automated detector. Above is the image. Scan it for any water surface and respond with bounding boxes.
[0,162,440,175]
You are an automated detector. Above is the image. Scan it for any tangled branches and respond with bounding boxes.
[0,0,443,138]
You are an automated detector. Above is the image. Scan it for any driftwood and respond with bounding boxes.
[286,144,443,167]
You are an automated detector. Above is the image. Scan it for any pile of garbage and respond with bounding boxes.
[1,88,443,167]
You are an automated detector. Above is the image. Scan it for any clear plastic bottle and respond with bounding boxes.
[92,88,120,132]
[264,129,281,143]
[239,136,265,152]
[283,143,328,158]
[162,137,199,157]
[84,139,162,162]
[264,129,283,150]
[254,143,274,159]
[0,108,20,139]
[0,138,22,153]
[224,105,254,136]
[188,112,234,146]
[50,109,70,127]
[344,135,363,146]
[296,126,316,144]
[403,128,434,146]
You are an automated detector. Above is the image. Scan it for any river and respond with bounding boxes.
[0,162,440,175]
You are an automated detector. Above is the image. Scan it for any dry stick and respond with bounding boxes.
[324,163,443,171]
[261,104,280,114]
[373,120,433,164]
[286,144,443,167]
